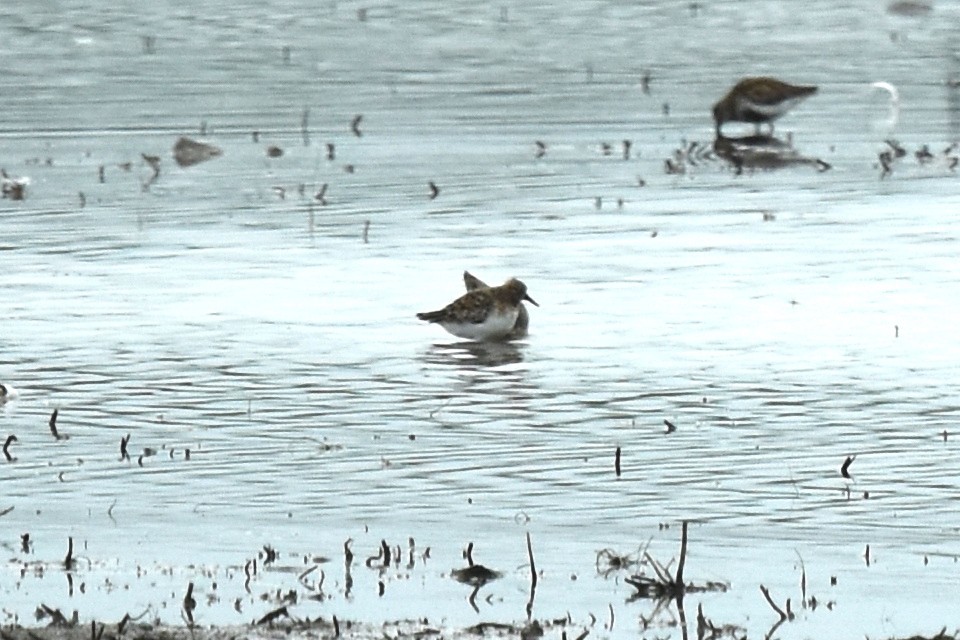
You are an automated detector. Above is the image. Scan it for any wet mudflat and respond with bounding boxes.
[3,1,960,639]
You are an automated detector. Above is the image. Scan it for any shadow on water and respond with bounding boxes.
[420,341,525,368]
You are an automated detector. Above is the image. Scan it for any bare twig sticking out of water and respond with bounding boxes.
[535,141,546,158]
[344,538,354,564]
[675,521,687,586]
[326,143,335,160]
[344,539,354,598]
[261,544,278,565]
[107,500,117,522]
[39,604,72,627]
[182,582,196,625]
[0,506,14,517]
[365,540,391,569]
[407,537,416,570]
[865,544,871,566]
[315,183,328,205]
[797,551,807,601]
[363,220,370,243]
[64,536,74,570]
[91,619,105,640]
[464,542,475,567]
[615,447,621,477]
[3,434,16,461]
[79,192,86,208]
[351,115,363,137]
[120,434,131,461]
[840,455,855,479]
[664,419,676,434]
[141,154,161,191]
[49,409,63,440]
[333,615,340,638]
[759,584,794,622]
[525,532,537,619]
[428,181,439,200]
[622,140,632,160]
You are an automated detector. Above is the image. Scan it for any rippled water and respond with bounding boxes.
[3,1,960,638]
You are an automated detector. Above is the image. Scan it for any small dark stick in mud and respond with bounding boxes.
[64,536,74,569]
[351,115,363,137]
[3,434,16,461]
[344,538,354,564]
[535,141,546,158]
[526,532,537,590]
[428,181,439,200]
[49,409,62,439]
[464,541,475,567]
[333,615,340,638]
[664,419,676,433]
[840,455,855,479]
[256,605,288,626]
[183,582,196,624]
[615,446,621,477]
[120,434,131,460]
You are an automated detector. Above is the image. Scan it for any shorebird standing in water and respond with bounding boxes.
[417,277,538,342]
[463,271,529,339]
[712,77,818,136]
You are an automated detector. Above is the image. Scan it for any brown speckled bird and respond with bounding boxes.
[417,277,538,341]
[463,271,529,339]
[712,77,817,136]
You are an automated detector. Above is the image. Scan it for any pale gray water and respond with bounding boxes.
[2,1,960,638]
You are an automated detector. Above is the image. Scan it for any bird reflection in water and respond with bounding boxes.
[421,340,524,368]
[712,133,831,175]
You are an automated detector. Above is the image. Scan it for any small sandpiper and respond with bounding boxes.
[462,271,529,339]
[417,277,538,341]
[712,77,817,136]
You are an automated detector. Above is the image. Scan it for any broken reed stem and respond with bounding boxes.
[759,585,787,621]
[643,551,671,584]
[526,531,537,590]
[676,521,688,586]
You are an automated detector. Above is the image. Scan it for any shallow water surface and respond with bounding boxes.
[3,1,960,638]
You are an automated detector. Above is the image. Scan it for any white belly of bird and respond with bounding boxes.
[745,95,805,118]
[442,308,519,341]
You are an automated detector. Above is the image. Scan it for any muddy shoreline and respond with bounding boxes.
[3,619,956,640]
[1,617,561,640]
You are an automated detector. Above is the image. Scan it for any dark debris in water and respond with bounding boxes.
[173,137,223,168]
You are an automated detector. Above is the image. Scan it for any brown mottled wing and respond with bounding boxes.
[448,289,494,324]
[743,78,816,107]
